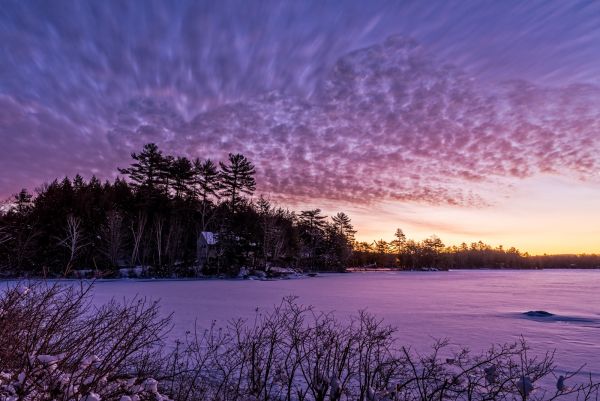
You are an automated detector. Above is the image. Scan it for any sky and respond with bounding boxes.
[1,0,600,254]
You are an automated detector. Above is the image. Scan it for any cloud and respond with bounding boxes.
[103,36,600,206]
[1,0,599,206]
[0,95,114,193]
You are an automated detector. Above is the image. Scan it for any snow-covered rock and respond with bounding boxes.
[81,393,101,401]
[517,376,534,396]
[143,378,158,392]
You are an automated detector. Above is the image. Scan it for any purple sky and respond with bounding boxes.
[1,1,600,252]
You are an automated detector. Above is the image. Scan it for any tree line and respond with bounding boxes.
[1,142,598,277]
[0,143,356,277]
[351,229,600,270]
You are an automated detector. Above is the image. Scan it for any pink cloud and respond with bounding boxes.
[2,36,600,208]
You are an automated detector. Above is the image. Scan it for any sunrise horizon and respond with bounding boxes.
[4,165,599,256]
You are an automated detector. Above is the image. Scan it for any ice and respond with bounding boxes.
[30,269,600,376]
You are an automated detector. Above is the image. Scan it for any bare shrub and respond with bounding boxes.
[0,286,598,401]
[0,282,172,400]
[164,298,599,401]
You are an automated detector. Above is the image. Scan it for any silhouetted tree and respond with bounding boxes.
[219,153,256,213]
[99,210,124,267]
[332,212,356,243]
[391,228,406,267]
[13,189,33,215]
[2,142,597,278]
[298,209,327,269]
[169,156,195,199]
[193,158,220,231]
[118,143,168,193]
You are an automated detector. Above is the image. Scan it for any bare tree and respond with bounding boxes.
[154,215,165,267]
[57,215,87,277]
[130,211,147,266]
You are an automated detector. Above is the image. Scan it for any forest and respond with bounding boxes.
[0,143,598,278]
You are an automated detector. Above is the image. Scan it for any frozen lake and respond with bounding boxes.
[88,269,600,375]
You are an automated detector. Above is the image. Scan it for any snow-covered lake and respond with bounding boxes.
[89,269,600,375]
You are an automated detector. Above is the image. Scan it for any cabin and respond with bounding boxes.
[197,231,218,270]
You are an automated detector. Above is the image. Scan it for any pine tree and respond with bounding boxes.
[118,143,169,192]
[193,158,220,230]
[298,209,327,268]
[13,189,33,215]
[219,153,256,213]
[194,159,220,202]
[331,212,356,243]
[298,209,327,232]
[391,228,406,268]
[169,157,195,198]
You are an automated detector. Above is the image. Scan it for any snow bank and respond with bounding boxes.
[0,352,172,401]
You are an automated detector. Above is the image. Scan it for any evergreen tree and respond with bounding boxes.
[169,157,195,198]
[0,141,561,277]
[13,189,33,215]
[298,209,327,269]
[331,212,356,243]
[194,159,220,203]
[391,228,406,268]
[219,153,256,213]
[118,143,169,192]
[193,158,221,231]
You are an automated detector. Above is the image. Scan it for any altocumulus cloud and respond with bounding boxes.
[106,37,600,206]
[1,1,600,207]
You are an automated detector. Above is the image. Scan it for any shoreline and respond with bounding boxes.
[2,266,599,282]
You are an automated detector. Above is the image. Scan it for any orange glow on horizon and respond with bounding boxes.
[312,175,600,256]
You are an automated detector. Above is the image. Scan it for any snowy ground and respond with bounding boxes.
[4,269,600,377]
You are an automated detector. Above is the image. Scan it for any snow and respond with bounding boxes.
[118,267,147,278]
[143,378,158,392]
[37,354,64,364]
[15,285,29,295]
[81,393,101,401]
[267,266,297,274]
[200,231,217,245]
[517,376,534,396]
[85,269,600,377]
[0,352,171,401]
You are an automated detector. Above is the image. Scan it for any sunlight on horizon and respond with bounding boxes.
[316,175,600,255]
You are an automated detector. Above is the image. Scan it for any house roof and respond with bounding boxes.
[200,231,217,245]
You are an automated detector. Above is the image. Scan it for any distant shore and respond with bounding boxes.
[2,265,600,282]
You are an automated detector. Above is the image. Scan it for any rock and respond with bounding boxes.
[523,310,554,317]
[254,270,267,279]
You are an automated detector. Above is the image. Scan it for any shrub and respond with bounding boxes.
[164,298,599,401]
[1,285,598,401]
[0,283,172,400]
